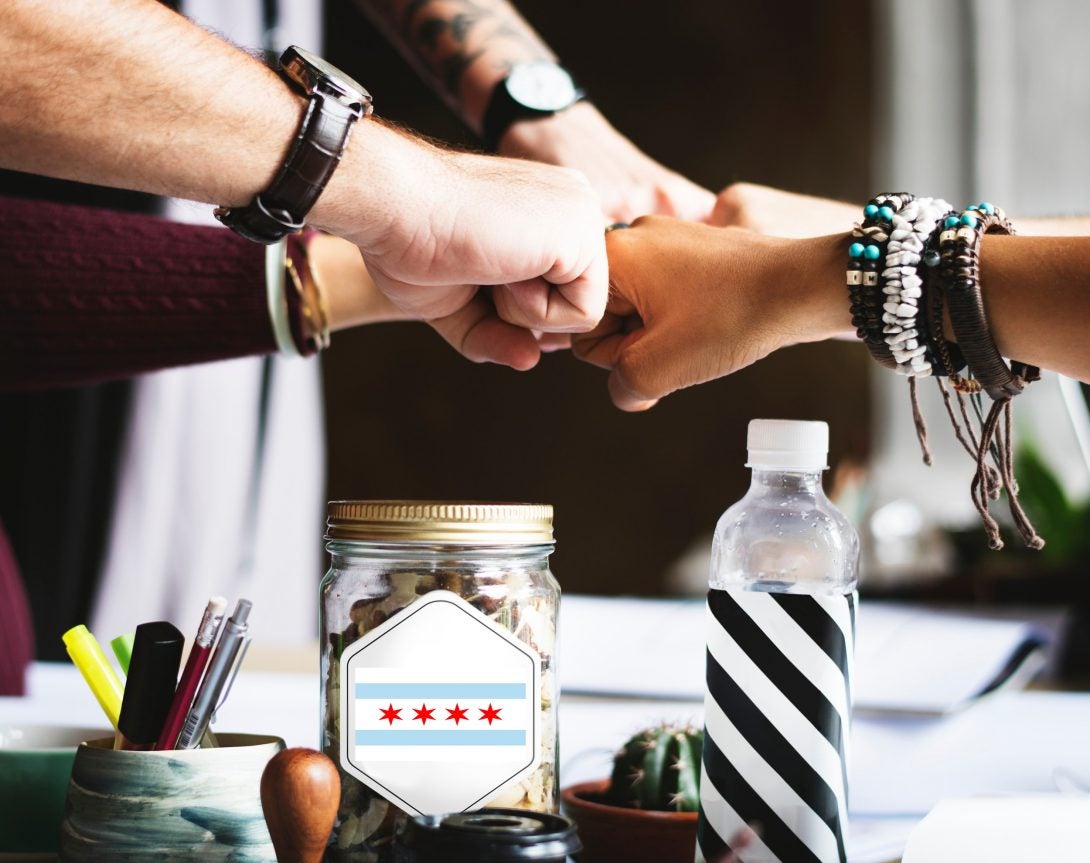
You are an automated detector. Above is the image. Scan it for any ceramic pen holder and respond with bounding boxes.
[58,733,284,862]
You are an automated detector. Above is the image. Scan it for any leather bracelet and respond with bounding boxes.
[937,204,1039,401]
[217,94,362,244]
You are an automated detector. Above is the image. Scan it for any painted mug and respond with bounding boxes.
[59,733,284,862]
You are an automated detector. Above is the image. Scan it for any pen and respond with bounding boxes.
[111,632,135,675]
[155,596,227,751]
[114,621,185,751]
[175,598,252,750]
[62,625,124,729]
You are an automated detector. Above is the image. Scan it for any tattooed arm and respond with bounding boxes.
[357,0,552,132]
[355,0,715,222]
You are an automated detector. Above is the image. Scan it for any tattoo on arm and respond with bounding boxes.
[355,0,554,105]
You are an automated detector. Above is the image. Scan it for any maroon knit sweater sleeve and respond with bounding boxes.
[0,196,281,391]
[0,520,33,695]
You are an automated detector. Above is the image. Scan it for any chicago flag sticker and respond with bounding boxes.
[339,590,541,815]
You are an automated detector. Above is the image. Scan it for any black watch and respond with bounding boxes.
[481,62,585,151]
[215,46,373,245]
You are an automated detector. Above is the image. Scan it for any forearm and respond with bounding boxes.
[354,0,554,132]
[0,0,300,208]
[0,0,414,251]
[977,235,1090,381]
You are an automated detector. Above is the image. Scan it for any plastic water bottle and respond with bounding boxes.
[696,419,859,863]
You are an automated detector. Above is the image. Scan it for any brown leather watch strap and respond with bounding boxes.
[216,89,363,244]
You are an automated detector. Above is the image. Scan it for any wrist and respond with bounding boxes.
[309,234,413,330]
[309,119,435,253]
[498,100,601,160]
[772,233,855,345]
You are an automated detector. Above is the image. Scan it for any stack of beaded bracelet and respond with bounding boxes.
[848,195,1045,551]
[847,194,955,376]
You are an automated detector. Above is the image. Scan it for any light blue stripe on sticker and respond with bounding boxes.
[356,683,526,699]
[356,730,526,746]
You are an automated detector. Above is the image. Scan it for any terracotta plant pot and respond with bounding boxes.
[561,779,698,863]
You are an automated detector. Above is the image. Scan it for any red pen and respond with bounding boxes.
[155,596,227,750]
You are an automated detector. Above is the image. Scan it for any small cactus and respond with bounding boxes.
[604,722,703,812]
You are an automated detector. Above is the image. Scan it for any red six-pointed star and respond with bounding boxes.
[412,703,436,725]
[378,703,402,725]
[446,703,469,725]
[479,703,503,725]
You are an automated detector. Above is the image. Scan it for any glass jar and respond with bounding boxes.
[320,501,560,862]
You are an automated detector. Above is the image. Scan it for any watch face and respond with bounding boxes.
[506,62,578,112]
[281,46,372,110]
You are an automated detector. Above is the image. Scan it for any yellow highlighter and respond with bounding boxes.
[63,625,124,729]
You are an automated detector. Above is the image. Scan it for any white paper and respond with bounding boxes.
[850,691,1090,816]
[851,604,1046,713]
[903,797,1090,862]
[558,595,1048,713]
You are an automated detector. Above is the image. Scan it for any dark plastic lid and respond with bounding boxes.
[395,809,581,862]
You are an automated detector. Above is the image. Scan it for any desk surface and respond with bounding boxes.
[6,651,1089,863]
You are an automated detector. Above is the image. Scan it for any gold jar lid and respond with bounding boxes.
[325,500,554,545]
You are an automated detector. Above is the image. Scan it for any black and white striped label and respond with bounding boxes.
[697,588,856,863]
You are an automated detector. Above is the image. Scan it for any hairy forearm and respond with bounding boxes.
[354,0,553,131]
[0,0,442,252]
[0,0,302,207]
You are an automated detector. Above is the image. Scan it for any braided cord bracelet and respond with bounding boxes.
[938,205,1039,400]
[935,203,1043,550]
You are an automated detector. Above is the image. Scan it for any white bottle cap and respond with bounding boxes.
[746,419,829,470]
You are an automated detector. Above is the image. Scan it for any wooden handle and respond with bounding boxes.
[261,747,341,863]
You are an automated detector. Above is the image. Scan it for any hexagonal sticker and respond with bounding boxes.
[339,590,541,815]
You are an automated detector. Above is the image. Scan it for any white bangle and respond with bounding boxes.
[265,239,300,357]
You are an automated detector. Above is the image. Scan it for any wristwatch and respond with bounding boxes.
[215,46,373,244]
[481,61,585,151]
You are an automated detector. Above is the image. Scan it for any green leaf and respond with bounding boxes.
[1014,444,1082,562]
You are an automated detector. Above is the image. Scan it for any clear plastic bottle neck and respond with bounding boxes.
[747,467,825,496]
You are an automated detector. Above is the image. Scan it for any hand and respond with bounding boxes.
[572,217,850,411]
[710,182,860,238]
[500,102,715,224]
[312,121,607,370]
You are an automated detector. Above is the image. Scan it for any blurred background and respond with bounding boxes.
[321,0,873,596]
